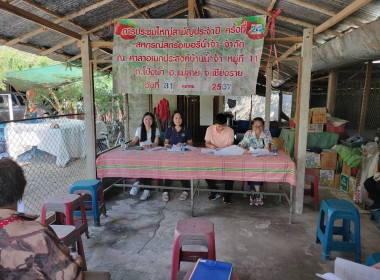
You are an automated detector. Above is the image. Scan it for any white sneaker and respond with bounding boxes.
[140,190,150,201]
[130,182,140,195]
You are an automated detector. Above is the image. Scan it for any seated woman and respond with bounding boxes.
[127,112,160,201]
[163,111,193,202]
[0,158,110,279]
[364,154,380,210]
[238,117,272,206]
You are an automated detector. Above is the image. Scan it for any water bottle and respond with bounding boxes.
[181,143,185,154]
[273,145,278,156]
[121,140,126,151]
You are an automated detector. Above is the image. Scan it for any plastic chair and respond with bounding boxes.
[70,180,107,226]
[50,225,87,270]
[365,252,380,266]
[41,193,89,238]
[171,219,216,280]
[305,169,319,209]
[315,199,361,263]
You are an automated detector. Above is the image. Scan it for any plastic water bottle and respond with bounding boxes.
[181,143,185,154]
[121,140,126,151]
[273,145,278,156]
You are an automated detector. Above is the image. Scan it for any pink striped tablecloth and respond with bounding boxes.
[96,148,297,186]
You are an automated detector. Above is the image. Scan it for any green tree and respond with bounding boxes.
[1,46,118,120]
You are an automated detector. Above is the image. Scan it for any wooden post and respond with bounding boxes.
[81,34,97,179]
[359,60,372,135]
[295,28,313,214]
[265,64,272,131]
[123,93,130,141]
[326,68,337,116]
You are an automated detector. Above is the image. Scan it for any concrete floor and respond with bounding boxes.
[81,181,380,280]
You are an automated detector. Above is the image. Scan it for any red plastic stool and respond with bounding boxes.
[305,169,319,210]
[41,194,89,238]
[50,225,87,270]
[171,219,216,280]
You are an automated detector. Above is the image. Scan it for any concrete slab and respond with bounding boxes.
[82,182,380,280]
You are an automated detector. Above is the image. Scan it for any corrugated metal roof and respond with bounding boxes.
[0,0,379,89]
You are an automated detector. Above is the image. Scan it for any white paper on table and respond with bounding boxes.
[166,146,181,152]
[147,146,164,152]
[315,273,342,280]
[249,147,271,156]
[214,145,244,156]
[316,258,380,280]
[201,148,215,154]
[185,145,197,151]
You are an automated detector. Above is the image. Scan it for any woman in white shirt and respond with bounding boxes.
[126,112,159,200]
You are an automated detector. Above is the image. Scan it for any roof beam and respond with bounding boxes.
[288,0,364,27]
[270,43,302,66]
[225,0,315,28]
[0,1,81,40]
[188,0,195,19]
[267,0,277,11]
[127,0,150,18]
[265,37,303,44]
[314,0,372,34]
[202,5,235,18]
[166,7,188,19]
[101,64,113,71]
[41,0,169,56]
[4,0,114,47]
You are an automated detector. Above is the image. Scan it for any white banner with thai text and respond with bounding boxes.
[113,17,266,96]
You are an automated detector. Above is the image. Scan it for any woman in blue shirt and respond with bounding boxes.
[238,117,272,206]
[163,111,193,202]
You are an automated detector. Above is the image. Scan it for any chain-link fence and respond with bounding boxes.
[335,62,380,139]
[1,115,88,216]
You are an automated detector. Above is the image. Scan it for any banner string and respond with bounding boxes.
[264,9,282,85]
[99,17,114,38]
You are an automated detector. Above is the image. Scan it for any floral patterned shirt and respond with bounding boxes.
[238,130,272,149]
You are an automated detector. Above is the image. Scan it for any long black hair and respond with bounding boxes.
[170,110,186,129]
[140,112,157,142]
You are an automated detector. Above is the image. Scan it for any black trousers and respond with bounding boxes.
[205,179,234,198]
[164,179,190,192]
[364,176,380,204]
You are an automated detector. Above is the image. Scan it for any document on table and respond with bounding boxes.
[316,257,380,280]
[201,148,215,154]
[147,146,164,152]
[249,148,271,157]
[214,145,244,156]
[166,145,197,152]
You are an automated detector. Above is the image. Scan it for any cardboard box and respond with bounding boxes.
[340,173,349,193]
[320,151,338,170]
[306,151,321,169]
[319,169,334,187]
[342,162,351,176]
[334,173,340,187]
[348,176,357,197]
[311,107,327,124]
[271,137,284,151]
[336,156,343,174]
[308,123,324,133]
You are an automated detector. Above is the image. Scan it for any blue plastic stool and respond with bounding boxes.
[366,253,380,266]
[315,199,361,263]
[69,180,107,226]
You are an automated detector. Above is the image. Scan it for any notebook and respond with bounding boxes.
[190,259,233,280]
